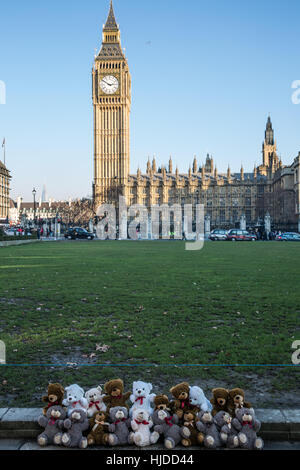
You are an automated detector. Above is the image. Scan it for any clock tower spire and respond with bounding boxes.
[93,1,131,208]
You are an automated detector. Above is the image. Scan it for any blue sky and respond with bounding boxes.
[0,0,299,201]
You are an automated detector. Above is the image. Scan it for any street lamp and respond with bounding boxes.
[32,188,37,226]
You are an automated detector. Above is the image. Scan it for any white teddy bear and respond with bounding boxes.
[62,384,88,417]
[189,386,212,412]
[129,381,156,417]
[85,386,106,418]
[130,408,160,447]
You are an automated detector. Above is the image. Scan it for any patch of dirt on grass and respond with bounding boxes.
[50,347,112,367]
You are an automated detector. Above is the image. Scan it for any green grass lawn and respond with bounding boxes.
[0,240,299,408]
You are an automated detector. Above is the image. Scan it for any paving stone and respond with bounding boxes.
[20,442,69,451]
[256,409,288,431]
[0,439,25,450]
[15,440,300,451]
[282,410,300,431]
[0,409,9,421]
[0,408,41,430]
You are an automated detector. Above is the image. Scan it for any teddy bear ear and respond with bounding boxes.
[169,386,175,393]
[97,386,103,393]
[148,383,153,391]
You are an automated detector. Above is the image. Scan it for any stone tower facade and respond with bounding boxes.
[258,116,280,177]
[93,1,131,208]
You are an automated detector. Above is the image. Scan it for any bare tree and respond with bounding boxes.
[55,198,94,227]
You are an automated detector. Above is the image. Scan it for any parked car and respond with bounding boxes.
[226,229,257,241]
[276,232,300,241]
[209,229,228,241]
[64,227,95,240]
[4,229,16,237]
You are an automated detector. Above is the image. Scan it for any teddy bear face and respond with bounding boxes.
[133,408,150,423]
[212,388,229,407]
[45,383,64,403]
[132,381,152,398]
[170,382,190,400]
[153,409,170,425]
[183,411,196,424]
[65,384,84,404]
[94,411,107,423]
[189,386,206,406]
[214,411,232,428]
[154,395,170,411]
[46,405,66,421]
[229,388,245,407]
[104,379,124,397]
[235,407,254,424]
[85,387,103,403]
[110,406,128,422]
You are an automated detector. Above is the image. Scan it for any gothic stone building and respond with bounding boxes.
[93,2,300,232]
[0,160,10,223]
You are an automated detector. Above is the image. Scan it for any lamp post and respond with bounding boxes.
[32,188,37,226]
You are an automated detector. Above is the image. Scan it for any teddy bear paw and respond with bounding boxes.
[53,434,62,445]
[151,431,160,444]
[182,439,191,447]
[108,434,117,446]
[134,433,143,446]
[37,436,47,447]
[79,438,88,449]
[182,427,191,438]
[205,435,215,447]
[165,438,175,449]
[233,436,239,447]
[62,433,70,446]
[239,433,247,444]
[255,438,263,450]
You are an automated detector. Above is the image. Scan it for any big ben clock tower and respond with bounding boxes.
[93,1,131,208]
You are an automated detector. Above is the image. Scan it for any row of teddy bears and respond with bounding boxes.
[37,379,264,450]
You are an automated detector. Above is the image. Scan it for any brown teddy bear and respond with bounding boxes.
[87,411,110,446]
[154,395,171,411]
[210,388,229,417]
[181,410,204,447]
[103,379,131,411]
[169,382,191,419]
[228,388,251,417]
[42,383,65,416]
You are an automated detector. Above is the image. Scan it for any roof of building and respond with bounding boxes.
[127,172,266,185]
[0,160,10,176]
[97,1,125,60]
[103,1,119,31]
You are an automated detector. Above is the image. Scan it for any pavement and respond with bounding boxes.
[0,439,299,451]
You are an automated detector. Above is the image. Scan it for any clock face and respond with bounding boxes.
[100,75,119,94]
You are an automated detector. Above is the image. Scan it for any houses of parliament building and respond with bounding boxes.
[93,2,300,232]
